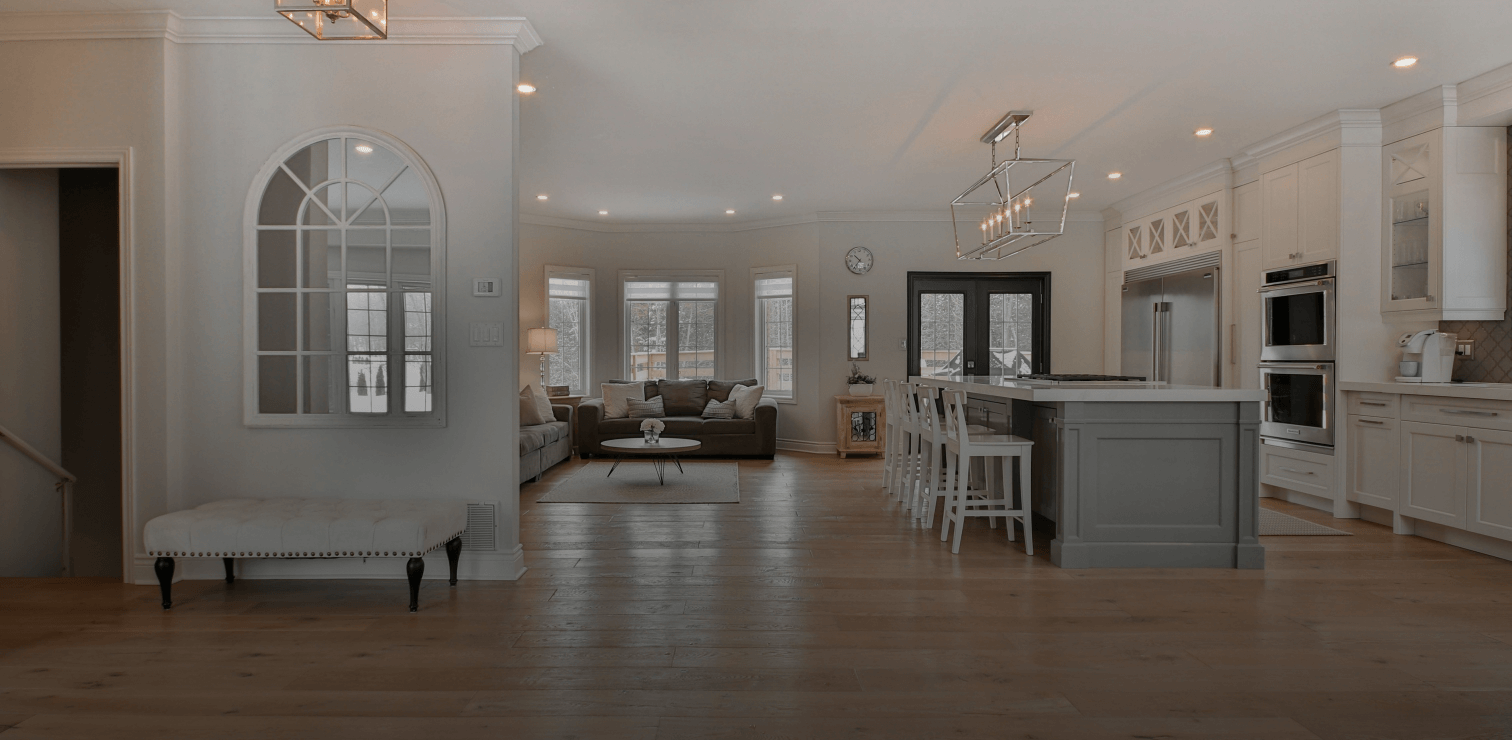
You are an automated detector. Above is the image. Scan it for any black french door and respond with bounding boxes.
[907,272,1050,378]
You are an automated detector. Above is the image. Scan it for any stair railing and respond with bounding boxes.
[0,422,76,576]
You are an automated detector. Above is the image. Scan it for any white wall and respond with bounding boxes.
[0,169,62,577]
[520,218,1106,449]
[0,28,530,582]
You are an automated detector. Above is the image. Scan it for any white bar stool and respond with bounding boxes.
[912,381,951,527]
[881,379,901,493]
[940,389,1034,555]
[889,380,920,503]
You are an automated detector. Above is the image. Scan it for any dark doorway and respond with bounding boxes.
[58,168,121,578]
[907,272,1050,378]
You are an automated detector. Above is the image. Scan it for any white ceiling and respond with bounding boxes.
[9,0,1512,224]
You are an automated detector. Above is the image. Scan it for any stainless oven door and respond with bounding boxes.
[1260,363,1334,447]
[1261,279,1334,362]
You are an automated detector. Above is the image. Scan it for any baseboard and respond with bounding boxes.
[1357,502,1393,527]
[1401,519,1512,563]
[1260,484,1333,514]
[776,438,837,455]
[129,545,527,586]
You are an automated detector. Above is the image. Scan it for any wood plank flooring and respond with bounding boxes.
[3,452,1512,738]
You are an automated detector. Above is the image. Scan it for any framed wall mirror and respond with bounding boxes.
[848,295,868,361]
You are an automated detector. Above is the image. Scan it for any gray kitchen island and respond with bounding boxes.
[911,375,1266,569]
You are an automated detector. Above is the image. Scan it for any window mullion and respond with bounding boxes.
[667,299,680,381]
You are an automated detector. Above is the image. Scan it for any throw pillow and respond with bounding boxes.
[657,379,708,416]
[601,382,646,420]
[531,385,554,422]
[627,396,666,418]
[701,398,736,419]
[728,383,765,419]
[519,385,550,426]
[708,378,759,403]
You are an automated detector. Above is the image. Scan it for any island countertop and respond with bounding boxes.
[909,375,1265,403]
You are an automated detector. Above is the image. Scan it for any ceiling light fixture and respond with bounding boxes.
[725,209,736,215]
[1067,192,1080,199]
[772,195,783,201]
[950,110,1075,261]
[536,195,548,201]
[517,84,537,93]
[1393,56,1418,68]
[1108,172,1122,180]
[598,210,608,216]
[1194,128,1213,137]
[275,0,387,40]
[354,144,373,154]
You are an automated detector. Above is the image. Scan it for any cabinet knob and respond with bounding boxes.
[1426,294,1435,303]
[1467,435,1477,444]
[1456,434,1465,442]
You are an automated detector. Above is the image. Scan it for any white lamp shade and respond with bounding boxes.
[525,327,559,354]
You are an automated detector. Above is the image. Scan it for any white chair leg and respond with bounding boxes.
[1019,452,1033,556]
[950,483,967,554]
[940,448,957,542]
[1001,455,1014,542]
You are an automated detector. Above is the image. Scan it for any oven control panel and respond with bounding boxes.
[1264,261,1334,286]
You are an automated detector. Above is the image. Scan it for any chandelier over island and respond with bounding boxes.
[950,110,1075,260]
[276,0,388,40]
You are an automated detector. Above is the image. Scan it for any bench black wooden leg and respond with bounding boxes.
[154,557,174,610]
[406,557,424,612]
[223,558,235,584]
[446,537,462,586]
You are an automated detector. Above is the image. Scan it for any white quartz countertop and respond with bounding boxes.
[1340,380,1512,401]
[909,376,1265,402]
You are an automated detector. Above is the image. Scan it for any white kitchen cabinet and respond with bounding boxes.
[1400,420,1467,528]
[1235,241,1261,389]
[1466,427,1512,540]
[1346,414,1398,509]
[1381,126,1508,321]
[1190,192,1222,253]
[1122,191,1225,270]
[1262,150,1339,269]
[1260,442,1334,499]
[1232,181,1261,243]
[1104,270,1122,376]
[1125,222,1145,262]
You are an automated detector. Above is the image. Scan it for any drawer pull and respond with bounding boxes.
[1278,467,1315,476]
[1440,408,1497,417]
[1467,435,1477,444]
[1359,401,1388,407]
[1358,419,1384,425]
[1456,435,1465,442]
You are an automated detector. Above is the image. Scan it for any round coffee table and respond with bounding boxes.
[600,437,701,485]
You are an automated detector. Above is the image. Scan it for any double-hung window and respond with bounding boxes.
[622,273,721,381]
[753,266,796,400]
[545,266,593,395]
[245,129,446,427]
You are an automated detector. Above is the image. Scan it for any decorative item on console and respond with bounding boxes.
[950,110,1075,261]
[846,363,876,396]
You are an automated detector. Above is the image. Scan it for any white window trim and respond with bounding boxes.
[545,264,595,395]
[241,126,448,428]
[618,269,725,383]
[752,264,798,403]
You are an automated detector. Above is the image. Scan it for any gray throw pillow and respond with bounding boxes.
[701,399,736,419]
[707,378,759,403]
[657,379,708,416]
[627,396,665,418]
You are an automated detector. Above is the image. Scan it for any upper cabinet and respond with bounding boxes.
[1261,149,1338,270]
[1232,181,1261,244]
[1381,127,1508,321]
[1121,191,1225,270]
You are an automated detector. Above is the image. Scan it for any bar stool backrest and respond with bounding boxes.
[913,382,942,439]
[942,389,971,442]
[882,379,899,426]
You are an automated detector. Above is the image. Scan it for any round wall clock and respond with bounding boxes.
[845,246,874,275]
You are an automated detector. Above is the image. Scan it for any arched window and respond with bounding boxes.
[244,128,445,427]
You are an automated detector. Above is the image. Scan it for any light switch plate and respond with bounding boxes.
[473,278,502,297]
[1456,339,1475,359]
[469,322,504,347]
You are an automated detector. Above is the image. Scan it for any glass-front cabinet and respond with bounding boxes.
[1122,191,1224,271]
[1381,126,1507,321]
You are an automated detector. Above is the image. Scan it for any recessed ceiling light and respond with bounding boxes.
[772,195,783,201]
[1108,172,1122,180]
[536,194,548,201]
[598,210,608,215]
[1067,192,1080,198]
[1194,128,1213,137]
[354,144,373,154]
[726,209,736,215]
[1393,56,1418,68]
[517,83,537,93]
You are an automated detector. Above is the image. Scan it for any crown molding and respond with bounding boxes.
[1108,159,1232,223]
[0,11,541,51]
[1381,85,1456,144]
[522,209,1103,234]
[1451,62,1512,127]
[1231,109,1380,170]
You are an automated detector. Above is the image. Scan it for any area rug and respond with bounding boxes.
[1258,508,1352,536]
[535,460,740,503]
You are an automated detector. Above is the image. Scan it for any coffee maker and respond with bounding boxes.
[1396,330,1457,383]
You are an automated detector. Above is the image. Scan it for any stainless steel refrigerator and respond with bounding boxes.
[1120,265,1221,386]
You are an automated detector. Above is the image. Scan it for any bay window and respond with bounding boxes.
[753,266,796,399]
[545,266,593,395]
[622,274,721,381]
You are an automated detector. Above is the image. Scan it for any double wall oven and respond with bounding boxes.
[1259,261,1336,451]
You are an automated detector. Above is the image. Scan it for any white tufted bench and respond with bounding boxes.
[144,498,468,612]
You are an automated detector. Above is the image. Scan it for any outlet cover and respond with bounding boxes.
[469,322,504,347]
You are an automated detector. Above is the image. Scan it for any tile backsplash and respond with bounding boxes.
[1440,125,1512,382]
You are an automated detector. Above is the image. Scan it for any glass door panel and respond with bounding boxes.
[988,293,1033,375]
[917,293,964,377]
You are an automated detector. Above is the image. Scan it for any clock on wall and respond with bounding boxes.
[845,246,874,275]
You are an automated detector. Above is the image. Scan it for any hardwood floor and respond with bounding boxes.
[3,451,1512,738]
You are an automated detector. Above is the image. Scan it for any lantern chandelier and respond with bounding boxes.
[276,0,388,40]
[950,110,1075,260]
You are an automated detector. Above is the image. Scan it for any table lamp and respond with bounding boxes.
[525,327,559,389]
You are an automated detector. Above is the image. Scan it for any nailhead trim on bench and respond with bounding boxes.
[148,529,466,559]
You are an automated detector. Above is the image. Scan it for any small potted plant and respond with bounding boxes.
[640,417,665,443]
[847,363,876,396]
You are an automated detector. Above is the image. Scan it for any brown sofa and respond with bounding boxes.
[577,378,777,458]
